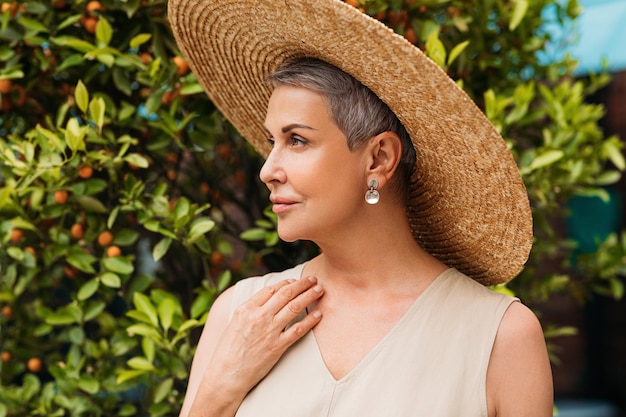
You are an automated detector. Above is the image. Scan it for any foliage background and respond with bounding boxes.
[0,0,624,415]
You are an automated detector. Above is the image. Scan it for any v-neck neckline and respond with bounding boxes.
[297,264,454,384]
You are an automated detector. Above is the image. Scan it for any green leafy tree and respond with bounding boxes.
[0,0,624,415]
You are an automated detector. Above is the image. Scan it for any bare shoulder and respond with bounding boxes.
[179,286,235,417]
[486,301,553,417]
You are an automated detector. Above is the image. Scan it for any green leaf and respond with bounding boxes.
[65,118,87,152]
[84,301,106,322]
[101,272,121,288]
[46,304,82,325]
[594,170,621,186]
[89,97,106,131]
[114,228,140,246]
[509,0,529,31]
[240,228,266,241]
[524,150,564,174]
[95,18,113,46]
[153,378,174,404]
[177,319,201,334]
[153,237,172,262]
[116,369,146,384]
[78,376,100,394]
[18,17,49,33]
[187,217,215,243]
[127,323,161,339]
[610,278,624,300]
[133,292,158,327]
[190,293,213,320]
[57,53,84,71]
[447,40,469,66]
[602,137,626,171]
[57,14,82,31]
[75,80,89,113]
[78,279,100,301]
[67,250,97,273]
[158,298,176,331]
[173,197,191,222]
[76,195,108,213]
[107,206,120,229]
[425,30,446,68]
[127,357,155,371]
[124,153,149,168]
[103,256,134,274]
[180,83,205,95]
[142,338,155,362]
[130,33,152,49]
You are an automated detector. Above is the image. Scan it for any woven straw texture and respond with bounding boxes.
[168,0,533,285]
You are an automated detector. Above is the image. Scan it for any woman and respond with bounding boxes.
[168,1,553,416]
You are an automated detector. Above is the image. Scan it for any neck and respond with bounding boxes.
[305,205,447,296]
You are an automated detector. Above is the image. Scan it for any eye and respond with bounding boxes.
[290,135,308,146]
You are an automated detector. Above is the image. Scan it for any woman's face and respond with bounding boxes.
[260,85,369,243]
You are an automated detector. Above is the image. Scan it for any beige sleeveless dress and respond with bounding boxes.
[229,263,516,417]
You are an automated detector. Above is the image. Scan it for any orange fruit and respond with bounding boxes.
[80,15,98,34]
[0,97,12,112]
[404,27,417,44]
[27,357,42,373]
[70,223,85,240]
[345,0,358,7]
[1,2,17,16]
[1,351,11,363]
[78,165,93,179]
[24,246,36,256]
[97,230,114,247]
[173,56,189,76]
[1,305,13,319]
[12,84,25,106]
[106,245,121,257]
[9,228,23,244]
[162,86,182,106]
[166,169,176,181]
[0,78,12,94]
[64,265,78,279]
[199,182,210,195]
[54,190,69,205]
[210,251,225,267]
[139,52,152,65]
[86,0,104,14]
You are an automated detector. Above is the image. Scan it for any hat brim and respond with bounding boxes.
[168,0,533,285]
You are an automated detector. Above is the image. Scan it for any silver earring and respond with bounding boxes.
[365,179,379,204]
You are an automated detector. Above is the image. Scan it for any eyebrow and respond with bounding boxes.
[263,123,318,134]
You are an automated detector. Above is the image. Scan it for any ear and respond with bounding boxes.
[366,131,402,188]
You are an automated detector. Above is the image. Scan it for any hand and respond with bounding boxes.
[201,276,324,399]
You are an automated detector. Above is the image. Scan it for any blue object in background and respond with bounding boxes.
[540,0,626,75]
[565,188,622,254]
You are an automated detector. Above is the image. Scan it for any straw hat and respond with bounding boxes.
[167,0,533,285]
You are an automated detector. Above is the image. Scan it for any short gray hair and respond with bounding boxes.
[267,58,416,203]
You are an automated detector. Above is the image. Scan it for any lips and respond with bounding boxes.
[270,195,298,215]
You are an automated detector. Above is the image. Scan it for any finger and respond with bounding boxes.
[248,279,294,307]
[280,309,322,347]
[262,276,319,315]
[273,281,324,327]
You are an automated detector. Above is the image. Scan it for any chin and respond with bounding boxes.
[277,225,310,243]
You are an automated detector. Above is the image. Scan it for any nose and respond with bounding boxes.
[259,147,286,186]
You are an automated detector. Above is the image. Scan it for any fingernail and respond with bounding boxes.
[287,279,296,283]
[312,310,322,319]
[308,276,317,284]
[313,285,323,293]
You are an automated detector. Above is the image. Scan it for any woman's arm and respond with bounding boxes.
[486,302,553,417]
[179,276,324,417]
